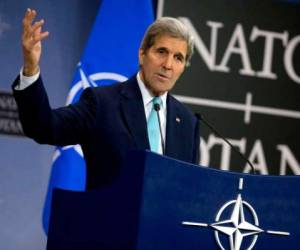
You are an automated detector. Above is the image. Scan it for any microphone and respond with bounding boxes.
[154,103,165,155]
[195,113,256,175]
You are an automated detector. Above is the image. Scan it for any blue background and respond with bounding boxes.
[0,1,100,249]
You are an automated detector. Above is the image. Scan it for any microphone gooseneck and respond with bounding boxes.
[195,113,256,175]
[154,103,165,155]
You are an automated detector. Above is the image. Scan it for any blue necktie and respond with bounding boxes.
[147,97,162,153]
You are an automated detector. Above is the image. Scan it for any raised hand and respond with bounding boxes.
[22,8,49,76]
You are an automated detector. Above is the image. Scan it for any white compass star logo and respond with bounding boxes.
[211,194,263,250]
[182,178,290,250]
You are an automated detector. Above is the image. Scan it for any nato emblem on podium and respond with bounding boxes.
[182,178,290,250]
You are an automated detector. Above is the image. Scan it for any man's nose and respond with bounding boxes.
[162,55,173,70]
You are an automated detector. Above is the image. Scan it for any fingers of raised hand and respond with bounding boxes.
[32,26,49,44]
[22,8,49,49]
[22,8,37,30]
[22,30,49,50]
[23,9,44,36]
[32,20,49,40]
[32,19,44,33]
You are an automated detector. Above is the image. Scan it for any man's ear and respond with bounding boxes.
[138,48,145,65]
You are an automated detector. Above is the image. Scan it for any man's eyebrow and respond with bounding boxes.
[156,47,185,56]
[156,46,168,51]
[175,52,186,59]
[154,46,186,59]
[175,52,184,57]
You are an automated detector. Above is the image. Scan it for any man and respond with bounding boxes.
[13,9,200,189]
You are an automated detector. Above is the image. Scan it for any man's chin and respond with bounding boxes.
[153,87,171,96]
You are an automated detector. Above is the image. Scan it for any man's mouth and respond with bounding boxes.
[156,73,170,80]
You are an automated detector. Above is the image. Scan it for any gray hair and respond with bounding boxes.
[140,17,194,67]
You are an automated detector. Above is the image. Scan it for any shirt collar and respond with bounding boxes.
[136,72,167,108]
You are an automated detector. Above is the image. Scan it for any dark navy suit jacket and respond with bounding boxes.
[13,75,200,189]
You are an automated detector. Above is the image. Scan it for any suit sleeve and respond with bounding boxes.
[192,118,200,164]
[13,75,97,146]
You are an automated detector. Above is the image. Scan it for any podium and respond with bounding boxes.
[47,150,300,250]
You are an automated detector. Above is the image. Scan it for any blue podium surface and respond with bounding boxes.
[47,150,300,250]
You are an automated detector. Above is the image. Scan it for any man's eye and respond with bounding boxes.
[175,55,183,62]
[157,49,165,54]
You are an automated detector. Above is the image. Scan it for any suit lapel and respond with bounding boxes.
[165,95,182,158]
[120,77,150,150]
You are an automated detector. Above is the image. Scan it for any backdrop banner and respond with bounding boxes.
[161,0,300,175]
[0,91,23,136]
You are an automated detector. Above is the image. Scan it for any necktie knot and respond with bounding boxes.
[152,97,162,106]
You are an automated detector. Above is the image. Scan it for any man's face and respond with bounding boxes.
[139,35,187,96]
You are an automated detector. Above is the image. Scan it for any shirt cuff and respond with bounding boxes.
[15,67,40,90]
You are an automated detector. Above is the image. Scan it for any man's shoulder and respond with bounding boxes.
[168,94,194,116]
[167,94,198,127]
[87,75,140,103]
[92,76,137,95]
[92,81,123,95]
